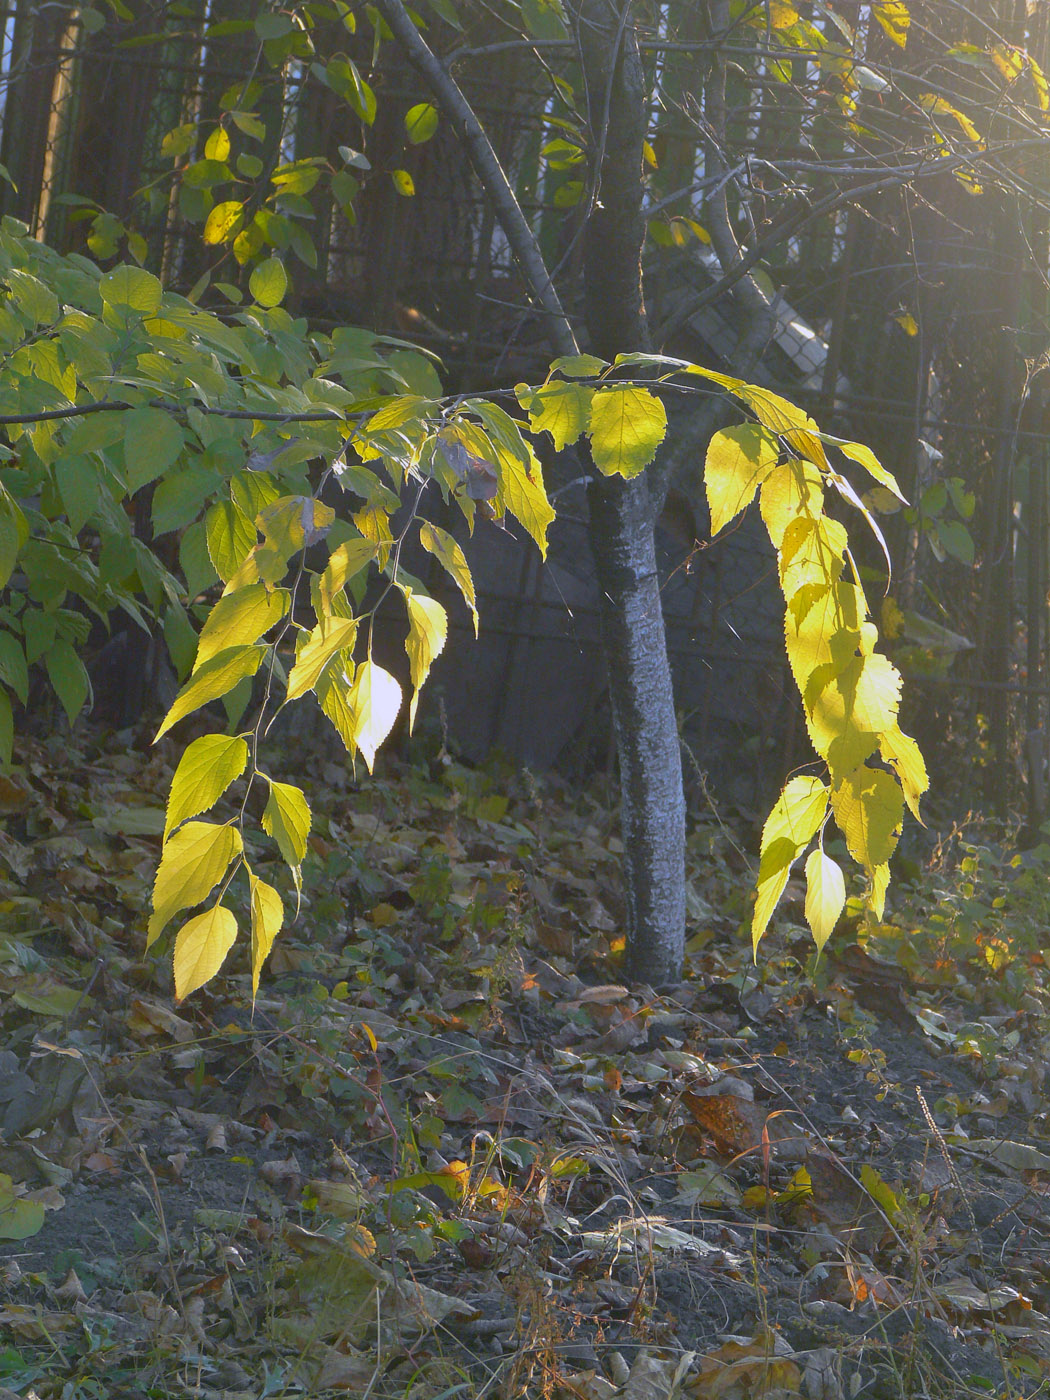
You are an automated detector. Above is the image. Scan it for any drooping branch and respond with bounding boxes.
[370,0,578,360]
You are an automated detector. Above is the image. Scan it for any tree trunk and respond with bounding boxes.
[579,0,685,984]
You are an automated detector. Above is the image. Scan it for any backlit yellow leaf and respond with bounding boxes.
[194,583,288,671]
[879,724,928,820]
[752,776,829,951]
[419,521,478,637]
[165,734,249,840]
[804,651,902,781]
[784,581,866,697]
[262,780,311,873]
[403,590,447,731]
[804,848,845,953]
[347,660,401,772]
[249,872,284,1002]
[173,904,238,1001]
[318,538,377,615]
[872,1,909,48]
[286,617,358,700]
[588,384,667,479]
[705,423,780,537]
[779,516,847,597]
[516,380,592,452]
[760,459,823,550]
[155,644,265,741]
[148,820,243,947]
[830,767,905,870]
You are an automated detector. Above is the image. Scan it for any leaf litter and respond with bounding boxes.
[2,728,1050,1396]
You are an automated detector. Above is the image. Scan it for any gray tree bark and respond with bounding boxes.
[577,0,685,985]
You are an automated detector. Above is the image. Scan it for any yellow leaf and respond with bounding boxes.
[262,780,311,873]
[316,664,358,756]
[804,652,902,781]
[869,862,891,920]
[318,538,377,615]
[286,617,358,700]
[752,776,829,951]
[194,583,289,671]
[879,724,928,820]
[165,734,249,840]
[516,380,592,452]
[256,495,335,584]
[155,644,265,742]
[779,516,847,597]
[494,438,555,559]
[419,521,478,637]
[148,821,243,947]
[830,767,905,871]
[203,200,245,245]
[804,849,845,953]
[173,905,238,1001]
[249,872,284,1001]
[893,312,918,336]
[705,423,780,537]
[784,581,866,697]
[760,774,829,852]
[588,384,667,479]
[403,590,447,731]
[990,43,1024,83]
[871,0,910,48]
[739,387,826,469]
[760,459,823,550]
[919,93,983,146]
[347,661,401,772]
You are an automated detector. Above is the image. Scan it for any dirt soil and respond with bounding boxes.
[2,730,1050,1400]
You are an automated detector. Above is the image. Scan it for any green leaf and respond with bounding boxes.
[5,269,59,326]
[516,380,592,451]
[45,639,90,726]
[206,500,257,582]
[194,583,289,670]
[403,589,447,730]
[165,734,249,839]
[830,767,905,871]
[155,644,265,741]
[705,423,781,536]
[0,632,28,705]
[173,904,239,1001]
[123,408,186,492]
[521,0,569,41]
[148,820,243,946]
[55,456,100,534]
[588,384,667,479]
[0,1173,45,1240]
[99,264,163,316]
[804,848,845,953]
[262,779,311,871]
[419,521,478,636]
[0,689,13,767]
[347,660,401,772]
[405,103,438,144]
[249,872,284,1002]
[249,256,288,308]
[549,353,608,378]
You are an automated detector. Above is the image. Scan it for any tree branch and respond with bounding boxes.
[370,0,578,360]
